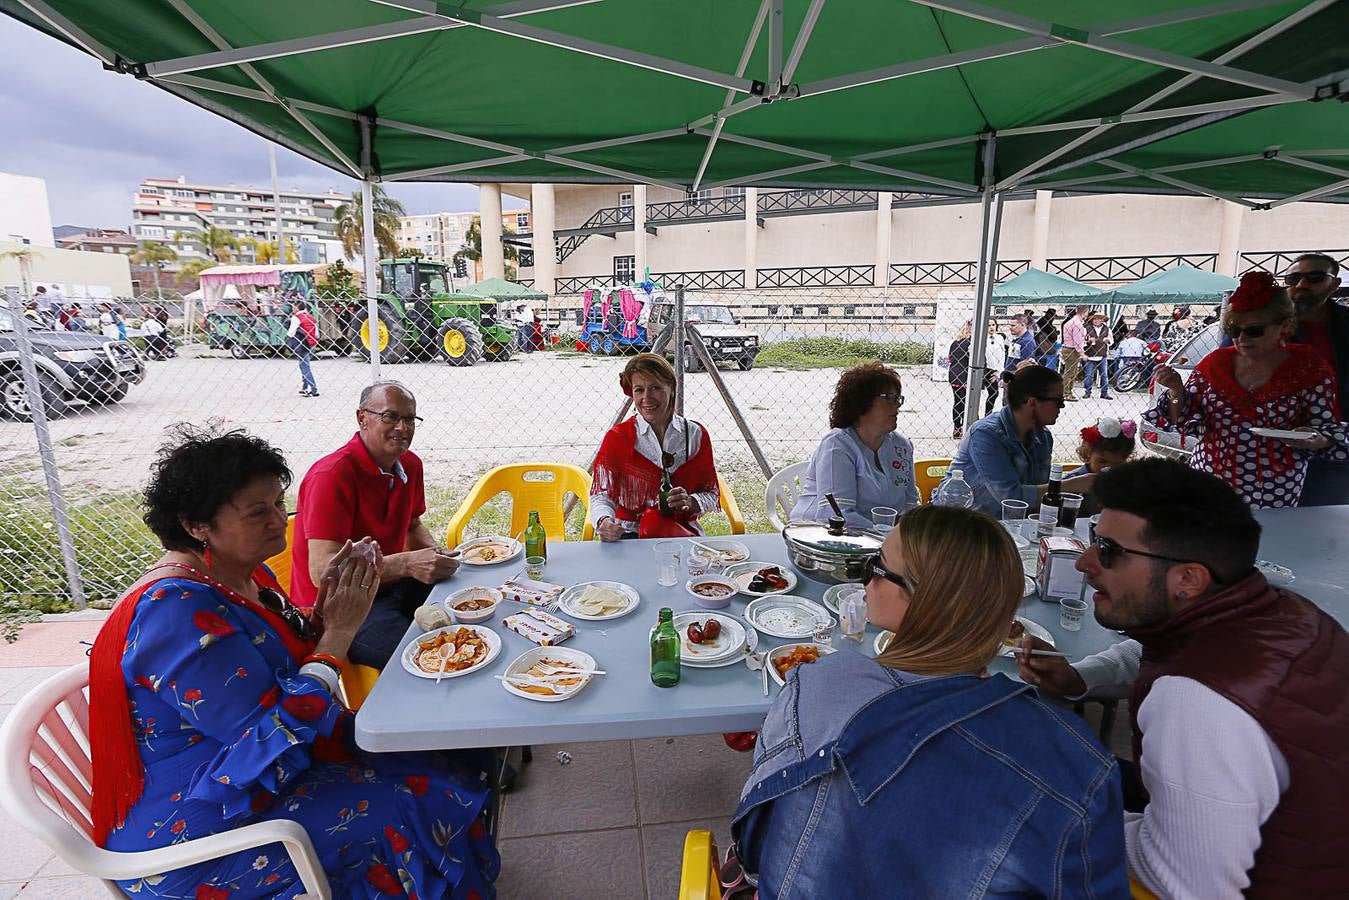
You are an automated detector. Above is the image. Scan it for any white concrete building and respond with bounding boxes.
[395,212,476,263]
[131,176,346,269]
[0,172,56,248]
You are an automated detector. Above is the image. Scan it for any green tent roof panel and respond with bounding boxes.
[1106,265,1239,304]
[991,268,1102,305]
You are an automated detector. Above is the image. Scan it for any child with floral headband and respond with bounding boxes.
[1068,417,1137,476]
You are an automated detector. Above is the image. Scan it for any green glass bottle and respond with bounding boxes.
[650,607,681,687]
[658,451,674,516]
[524,510,547,561]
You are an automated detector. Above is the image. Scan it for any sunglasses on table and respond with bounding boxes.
[1224,321,1283,340]
[360,408,424,427]
[867,559,912,591]
[1282,271,1332,286]
[1091,536,1222,583]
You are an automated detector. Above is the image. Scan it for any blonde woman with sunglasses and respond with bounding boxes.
[731,505,1127,898]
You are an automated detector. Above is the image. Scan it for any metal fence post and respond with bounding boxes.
[4,286,86,608]
[673,283,686,417]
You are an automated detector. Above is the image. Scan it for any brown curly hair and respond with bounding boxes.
[829,361,902,429]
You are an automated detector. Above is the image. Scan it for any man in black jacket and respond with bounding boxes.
[1283,252,1347,505]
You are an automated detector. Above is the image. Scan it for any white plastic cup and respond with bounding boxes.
[871,506,898,530]
[812,619,835,649]
[1060,596,1089,632]
[525,556,545,580]
[655,541,682,587]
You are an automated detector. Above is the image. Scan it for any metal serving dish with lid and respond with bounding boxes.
[781,516,885,585]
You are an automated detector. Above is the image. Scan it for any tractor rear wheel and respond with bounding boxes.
[439,318,484,367]
[351,302,407,363]
[484,342,513,362]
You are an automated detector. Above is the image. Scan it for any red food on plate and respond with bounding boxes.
[687,623,705,644]
[702,618,722,641]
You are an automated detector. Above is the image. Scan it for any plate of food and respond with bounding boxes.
[456,535,523,566]
[557,581,639,621]
[1249,427,1313,441]
[768,642,833,686]
[744,595,833,640]
[673,611,749,665]
[499,646,598,702]
[402,624,501,680]
[724,562,798,597]
[822,583,864,617]
[690,539,752,566]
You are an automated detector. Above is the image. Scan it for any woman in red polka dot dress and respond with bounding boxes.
[1145,271,1346,508]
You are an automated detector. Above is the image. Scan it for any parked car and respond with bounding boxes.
[650,302,761,371]
[0,308,145,420]
[1138,321,1223,461]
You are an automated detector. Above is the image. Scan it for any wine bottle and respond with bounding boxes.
[1037,463,1064,538]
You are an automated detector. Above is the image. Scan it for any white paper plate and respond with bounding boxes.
[673,611,748,664]
[499,646,598,702]
[455,535,523,566]
[874,615,1054,658]
[822,583,865,617]
[402,624,501,680]
[1250,427,1310,441]
[723,561,798,597]
[557,580,640,621]
[678,617,759,668]
[744,595,833,639]
[768,642,834,686]
[689,539,751,565]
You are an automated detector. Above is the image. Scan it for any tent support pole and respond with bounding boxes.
[965,135,1000,434]
[359,119,382,381]
[674,284,686,417]
[686,325,774,480]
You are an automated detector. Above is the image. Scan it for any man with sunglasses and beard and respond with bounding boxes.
[1017,459,1349,898]
[1147,271,1345,508]
[1283,252,1349,505]
[292,381,462,668]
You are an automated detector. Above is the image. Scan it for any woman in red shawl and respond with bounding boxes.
[591,353,720,540]
[1146,271,1346,508]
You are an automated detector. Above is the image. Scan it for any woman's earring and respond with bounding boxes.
[1177,590,1187,600]
[201,539,213,571]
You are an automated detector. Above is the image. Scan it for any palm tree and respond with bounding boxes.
[130,241,178,298]
[200,226,239,262]
[178,258,212,281]
[333,185,405,262]
[454,217,518,281]
[240,237,297,265]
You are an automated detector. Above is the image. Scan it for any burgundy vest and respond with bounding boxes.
[1130,572,1349,897]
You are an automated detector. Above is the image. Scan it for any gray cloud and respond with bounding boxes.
[0,17,522,229]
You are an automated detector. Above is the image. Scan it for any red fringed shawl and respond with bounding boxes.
[592,417,718,524]
[90,563,311,847]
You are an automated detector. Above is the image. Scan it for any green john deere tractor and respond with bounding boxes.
[351,258,516,365]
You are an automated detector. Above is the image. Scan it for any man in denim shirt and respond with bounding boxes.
[939,366,1095,516]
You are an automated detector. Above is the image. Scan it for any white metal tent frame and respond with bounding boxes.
[15,0,1349,422]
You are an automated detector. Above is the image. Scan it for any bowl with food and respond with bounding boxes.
[768,642,832,686]
[685,574,738,609]
[447,586,503,623]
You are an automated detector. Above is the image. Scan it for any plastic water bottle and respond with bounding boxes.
[937,469,975,509]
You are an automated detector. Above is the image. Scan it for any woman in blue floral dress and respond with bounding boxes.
[89,428,499,899]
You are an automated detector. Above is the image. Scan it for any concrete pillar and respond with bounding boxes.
[1031,190,1053,270]
[744,187,758,289]
[632,184,648,280]
[873,192,892,288]
[530,183,556,295]
[1216,200,1246,276]
[480,183,504,280]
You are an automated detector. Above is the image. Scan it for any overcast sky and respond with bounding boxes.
[0,16,524,229]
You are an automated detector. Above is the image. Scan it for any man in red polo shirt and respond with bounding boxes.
[292,381,460,667]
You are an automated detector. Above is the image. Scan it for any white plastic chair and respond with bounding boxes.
[764,461,810,531]
[0,662,331,899]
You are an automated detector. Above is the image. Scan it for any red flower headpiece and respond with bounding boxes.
[1228,271,1279,313]
[1081,417,1136,445]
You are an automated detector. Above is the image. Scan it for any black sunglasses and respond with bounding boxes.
[1282,271,1331,286]
[1224,322,1280,340]
[1091,536,1221,583]
[360,408,423,427]
[867,559,912,591]
[1035,395,1067,407]
[258,587,315,641]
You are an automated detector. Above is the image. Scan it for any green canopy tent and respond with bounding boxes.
[454,277,548,302]
[6,0,1346,422]
[1103,264,1240,304]
[990,267,1102,306]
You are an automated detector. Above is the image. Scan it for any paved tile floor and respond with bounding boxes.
[1,622,1128,899]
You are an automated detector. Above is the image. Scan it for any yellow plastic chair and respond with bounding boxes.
[339,663,381,711]
[678,829,722,900]
[581,472,745,539]
[1130,876,1160,900]
[263,514,297,594]
[913,457,952,504]
[445,463,592,548]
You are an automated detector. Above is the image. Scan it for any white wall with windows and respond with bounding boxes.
[0,172,56,247]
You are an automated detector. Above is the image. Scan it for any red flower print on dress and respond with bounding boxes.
[193,610,234,649]
[384,825,411,854]
[404,775,429,796]
[264,873,280,885]
[281,694,327,721]
[365,864,405,896]
[184,689,202,702]
[170,820,186,835]
[469,819,486,839]
[467,890,482,900]
[250,790,274,814]
[195,886,231,900]
[258,686,282,709]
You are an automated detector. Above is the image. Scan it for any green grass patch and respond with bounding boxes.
[756,338,933,370]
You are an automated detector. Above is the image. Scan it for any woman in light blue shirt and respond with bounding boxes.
[791,362,919,528]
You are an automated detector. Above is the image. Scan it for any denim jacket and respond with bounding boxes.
[942,406,1053,516]
[732,650,1126,899]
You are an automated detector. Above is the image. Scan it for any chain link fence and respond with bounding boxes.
[3,280,1183,623]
